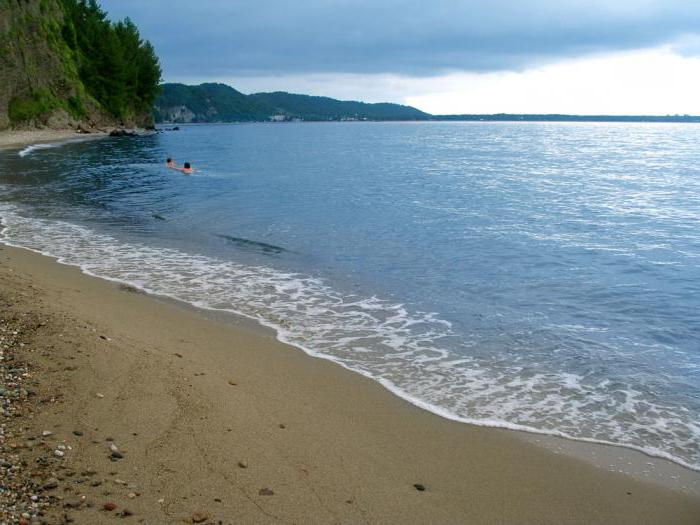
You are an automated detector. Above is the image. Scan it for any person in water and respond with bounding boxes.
[166,159,193,173]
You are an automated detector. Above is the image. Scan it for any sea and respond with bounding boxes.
[1,121,699,471]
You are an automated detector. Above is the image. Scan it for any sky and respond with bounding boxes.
[99,0,700,115]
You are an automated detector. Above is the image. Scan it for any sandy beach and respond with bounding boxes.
[1,239,699,525]
[0,130,107,151]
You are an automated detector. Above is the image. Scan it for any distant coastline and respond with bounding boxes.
[154,82,700,125]
[433,113,700,123]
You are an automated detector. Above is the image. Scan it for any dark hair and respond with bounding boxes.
[167,157,172,162]
[184,162,191,169]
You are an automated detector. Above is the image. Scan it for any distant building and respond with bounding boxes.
[269,115,286,122]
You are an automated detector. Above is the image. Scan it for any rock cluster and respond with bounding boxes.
[0,308,53,524]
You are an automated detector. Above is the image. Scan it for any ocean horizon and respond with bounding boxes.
[1,121,699,472]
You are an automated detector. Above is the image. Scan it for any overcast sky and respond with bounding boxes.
[99,0,700,115]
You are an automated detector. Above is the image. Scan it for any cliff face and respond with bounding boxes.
[0,0,154,131]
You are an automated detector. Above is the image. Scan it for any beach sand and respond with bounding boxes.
[0,130,106,150]
[1,242,700,524]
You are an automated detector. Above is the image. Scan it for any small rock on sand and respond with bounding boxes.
[103,502,117,511]
[228,380,237,386]
[191,512,208,523]
[238,461,248,469]
[258,488,274,496]
[43,478,59,490]
[413,483,426,491]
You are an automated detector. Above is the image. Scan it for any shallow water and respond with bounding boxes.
[1,122,699,470]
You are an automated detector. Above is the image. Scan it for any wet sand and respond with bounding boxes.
[1,242,699,524]
[0,130,105,150]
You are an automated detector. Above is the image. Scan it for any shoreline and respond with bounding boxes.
[1,243,699,523]
[0,129,108,150]
[1,207,698,485]
[6,233,700,493]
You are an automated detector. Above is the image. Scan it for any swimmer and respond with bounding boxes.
[178,162,194,174]
[166,157,175,168]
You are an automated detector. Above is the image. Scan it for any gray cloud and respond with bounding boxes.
[98,0,700,78]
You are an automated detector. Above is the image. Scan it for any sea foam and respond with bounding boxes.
[1,202,699,472]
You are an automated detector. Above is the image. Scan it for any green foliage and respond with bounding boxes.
[58,0,161,120]
[249,92,431,121]
[8,88,60,124]
[154,83,431,123]
[154,83,274,123]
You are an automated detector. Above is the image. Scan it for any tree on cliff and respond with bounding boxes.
[60,0,161,120]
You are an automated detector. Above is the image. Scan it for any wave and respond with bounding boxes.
[17,136,102,157]
[18,143,62,157]
[0,202,698,472]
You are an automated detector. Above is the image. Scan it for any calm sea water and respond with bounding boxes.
[1,122,699,469]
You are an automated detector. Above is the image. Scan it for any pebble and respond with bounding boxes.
[191,512,208,523]
[258,488,274,496]
[41,430,52,437]
[43,478,59,490]
[103,502,117,511]
[110,451,124,459]
[72,430,83,436]
[228,380,237,386]
[237,461,248,469]
[109,443,119,453]
[413,483,426,492]
[54,449,65,458]
[95,393,104,398]
[127,492,137,499]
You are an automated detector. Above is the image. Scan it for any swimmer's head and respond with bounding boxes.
[184,162,191,169]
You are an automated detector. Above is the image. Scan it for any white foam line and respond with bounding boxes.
[18,143,58,157]
[17,135,107,157]
[0,209,699,474]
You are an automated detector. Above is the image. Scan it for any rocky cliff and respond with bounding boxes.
[0,0,158,131]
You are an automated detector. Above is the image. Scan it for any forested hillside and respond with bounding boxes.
[249,92,430,121]
[0,0,161,130]
[154,83,273,122]
[154,83,430,123]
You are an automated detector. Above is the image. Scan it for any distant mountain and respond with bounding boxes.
[154,83,274,123]
[154,83,430,123]
[154,83,700,125]
[248,91,430,121]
